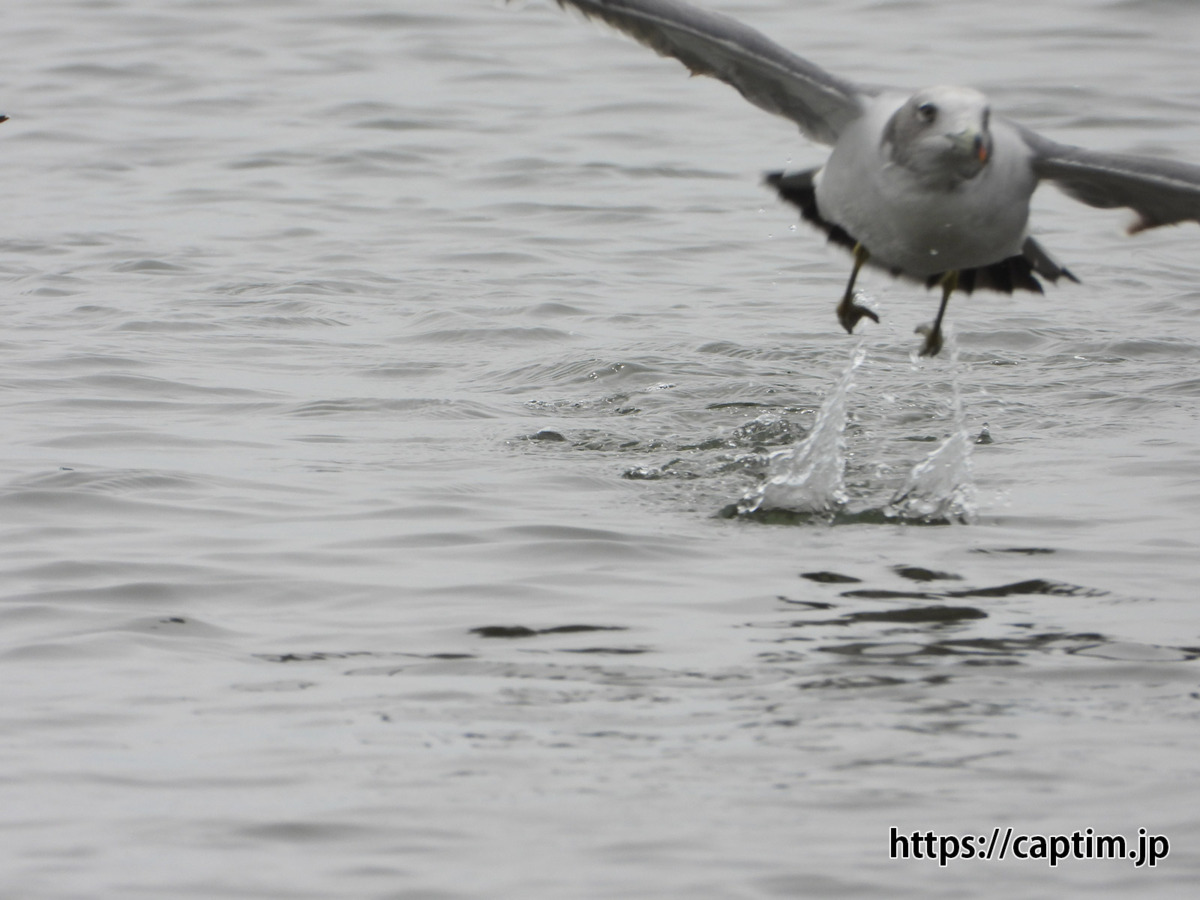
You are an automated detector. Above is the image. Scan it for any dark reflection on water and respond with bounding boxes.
[838,589,942,600]
[717,504,966,526]
[893,565,962,582]
[800,571,861,584]
[470,624,628,639]
[840,606,988,625]
[815,632,1109,661]
[945,578,1107,598]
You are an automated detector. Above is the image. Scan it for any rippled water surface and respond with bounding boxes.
[3,1,1200,897]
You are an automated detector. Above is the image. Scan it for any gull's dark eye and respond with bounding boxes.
[916,102,938,123]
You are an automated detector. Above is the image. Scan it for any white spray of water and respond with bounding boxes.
[886,427,976,522]
[886,339,977,523]
[739,343,866,515]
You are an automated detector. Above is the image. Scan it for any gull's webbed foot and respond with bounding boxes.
[835,242,877,334]
[915,321,943,357]
[837,295,880,333]
[915,270,957,357]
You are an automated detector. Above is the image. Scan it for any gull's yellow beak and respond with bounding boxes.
[950,128,990,166]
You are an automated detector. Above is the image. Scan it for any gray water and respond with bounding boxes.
[3,0,1200,897]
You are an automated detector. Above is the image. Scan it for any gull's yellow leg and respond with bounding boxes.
[836,242,879,334]
[916,270,958,358]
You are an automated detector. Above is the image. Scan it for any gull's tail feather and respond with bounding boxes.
[945,237,1079,295]
[1019,235,1080,286]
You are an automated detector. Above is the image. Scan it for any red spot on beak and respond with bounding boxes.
[975,135,989,164]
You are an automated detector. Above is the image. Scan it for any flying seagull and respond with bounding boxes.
[521,0,1200,356]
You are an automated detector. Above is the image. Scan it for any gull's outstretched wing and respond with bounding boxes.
[1017,123,1200,233]
[545,0,871,145]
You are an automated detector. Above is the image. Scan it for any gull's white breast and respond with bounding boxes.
[814,94,1038,278]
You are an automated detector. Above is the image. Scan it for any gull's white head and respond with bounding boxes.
[883,86,993,185]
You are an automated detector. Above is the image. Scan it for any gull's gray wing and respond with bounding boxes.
[545,0,871,145]
[1016,123,1200,233]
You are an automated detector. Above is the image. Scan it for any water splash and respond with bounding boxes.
[738,343,865,516]
[886,427,976,522]
[886,337,977,523]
